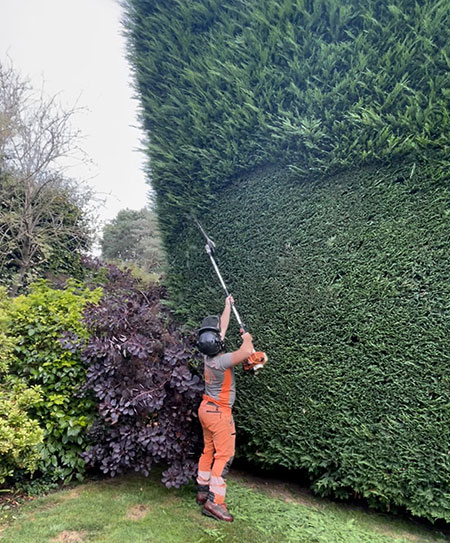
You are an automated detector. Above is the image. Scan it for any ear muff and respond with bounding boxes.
[197,315,224,356]
[197,330,224,356]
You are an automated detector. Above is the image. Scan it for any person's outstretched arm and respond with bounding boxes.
[220,295,234,340]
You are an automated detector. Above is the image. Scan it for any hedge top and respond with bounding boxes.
[124,0,449,235]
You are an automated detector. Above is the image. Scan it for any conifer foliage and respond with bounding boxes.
[74,263,203,487]
[123,0,450,520]
[123,0,450,233]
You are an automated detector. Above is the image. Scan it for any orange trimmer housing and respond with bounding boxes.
[243,351,268,372]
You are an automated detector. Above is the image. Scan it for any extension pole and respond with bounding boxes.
[193,216,246,332]
[204,244,246,333]
[193,216,267,373]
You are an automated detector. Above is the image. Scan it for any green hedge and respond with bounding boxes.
[124,0,450,521]
[167,158,450,521]
[124,0,450,235]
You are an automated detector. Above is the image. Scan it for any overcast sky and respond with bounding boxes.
[0,0,151,232]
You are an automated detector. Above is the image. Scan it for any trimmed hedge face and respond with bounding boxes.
[124,0,450,236]
[124,0,450,522]
[168,159,450,521]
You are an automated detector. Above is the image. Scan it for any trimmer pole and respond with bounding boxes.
[204,244,246,332]
[193,216,267,372]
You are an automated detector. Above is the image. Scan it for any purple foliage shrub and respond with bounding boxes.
[76,263,204,487]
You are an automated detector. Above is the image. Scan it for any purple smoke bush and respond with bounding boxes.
[75,264,204,487]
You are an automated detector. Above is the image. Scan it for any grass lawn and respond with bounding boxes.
[0,469,448,543]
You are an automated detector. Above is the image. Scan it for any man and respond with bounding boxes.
[196,295,254,522]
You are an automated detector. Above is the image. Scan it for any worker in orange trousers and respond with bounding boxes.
[196,295,254,522]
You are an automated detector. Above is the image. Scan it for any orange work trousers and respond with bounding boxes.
[197,399,236,504]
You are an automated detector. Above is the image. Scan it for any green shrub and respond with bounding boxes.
[167,158,450,522]
[0,287,15,375]
[7,281,102,483]
[0,287,43,485]
[0,379,44,485]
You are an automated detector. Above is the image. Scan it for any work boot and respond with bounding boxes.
[196,485,209,505]
[202,500,234,522]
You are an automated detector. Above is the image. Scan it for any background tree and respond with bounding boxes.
[100,207,165,273]
[0,61,96,293]
[0,63,26,162]
[0,173,94,292]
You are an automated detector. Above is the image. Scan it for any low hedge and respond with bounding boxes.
[167,157,450,521]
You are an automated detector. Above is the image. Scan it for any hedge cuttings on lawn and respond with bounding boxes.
[165,157,450,521]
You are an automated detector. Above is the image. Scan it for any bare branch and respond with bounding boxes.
[0,62,98,292]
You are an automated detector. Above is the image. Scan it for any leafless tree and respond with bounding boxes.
[0,62,27,159]
[0,62,98,293]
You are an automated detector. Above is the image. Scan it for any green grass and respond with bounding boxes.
[1,470,448,543]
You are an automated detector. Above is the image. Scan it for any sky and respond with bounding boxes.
[0,0,151,235]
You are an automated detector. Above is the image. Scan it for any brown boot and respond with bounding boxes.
[202,500,234,522]
[196,485,209,505]
[196,491,208,505]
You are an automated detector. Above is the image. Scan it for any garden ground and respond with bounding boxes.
[1,468,449,543]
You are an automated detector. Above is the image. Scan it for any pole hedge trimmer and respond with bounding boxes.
[193,217,268,372]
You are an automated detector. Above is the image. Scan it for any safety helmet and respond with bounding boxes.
[197,315,224,356]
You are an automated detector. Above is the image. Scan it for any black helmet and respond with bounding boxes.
[197,315,224,356]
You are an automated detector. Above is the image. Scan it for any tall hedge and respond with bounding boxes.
[169,158,450,521]
[124,0,449,235]
[124,0,450,521]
